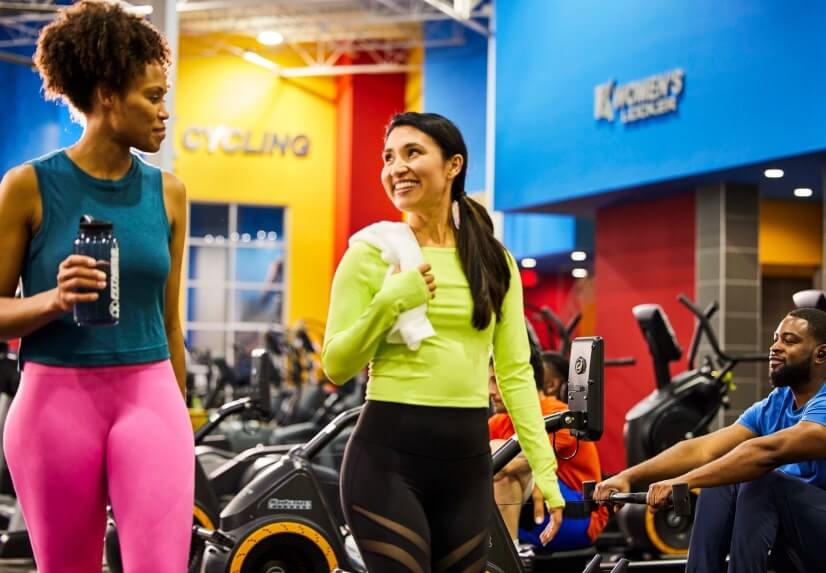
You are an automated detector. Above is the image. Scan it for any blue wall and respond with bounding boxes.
[423,21,488,193]
[424,21,580,260]
[0,47,80,174]
[495,0,826,211]
[503,212,575,260]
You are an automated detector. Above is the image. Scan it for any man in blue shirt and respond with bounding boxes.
[595,308,826,572]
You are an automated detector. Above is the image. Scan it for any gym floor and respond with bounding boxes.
[0,561,109,572]
[0,560,38,572]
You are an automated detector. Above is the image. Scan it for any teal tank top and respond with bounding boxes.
[20,150,172,367]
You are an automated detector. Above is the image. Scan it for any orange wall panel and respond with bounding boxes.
[759,199,822,274]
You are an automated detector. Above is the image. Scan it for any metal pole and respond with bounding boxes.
[148,0,178,173]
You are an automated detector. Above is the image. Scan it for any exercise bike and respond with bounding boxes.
[528,304,636,371]
[199,326,362,457]
[526,303,581,357]
[196,336,607,573]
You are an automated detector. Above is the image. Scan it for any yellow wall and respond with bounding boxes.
[405,47,423,112]
[175,37,337,326]
[760,199,822,276]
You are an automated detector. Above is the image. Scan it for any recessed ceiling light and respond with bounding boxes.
[257,31,284,46]
[764,168,784,179]
[570,251,587,262]
[521,258,537,269]
[794,188,813,198]
[572,268,588,278]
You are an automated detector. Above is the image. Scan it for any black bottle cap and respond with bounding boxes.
[79,215,113,232]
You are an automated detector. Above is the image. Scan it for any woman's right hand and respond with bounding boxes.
[52,255,107,313]
[395,263,436,299]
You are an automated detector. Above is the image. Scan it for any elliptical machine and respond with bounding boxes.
[618,295,765,556]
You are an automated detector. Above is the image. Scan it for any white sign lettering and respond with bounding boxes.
[267,498,312,511]
[594,69,684,124]
[182,125,310,157]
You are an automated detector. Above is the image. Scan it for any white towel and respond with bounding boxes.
[349,221,436,350]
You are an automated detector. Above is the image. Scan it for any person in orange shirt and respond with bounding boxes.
[489,345,609,552]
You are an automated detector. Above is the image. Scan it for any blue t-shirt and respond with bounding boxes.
[737,382,826,487]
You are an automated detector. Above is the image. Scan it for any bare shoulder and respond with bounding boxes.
[161,170,187,202]
[0,164,39,296]
[0,163,39,222]
[161,171,187,228]
[1,163,38,199]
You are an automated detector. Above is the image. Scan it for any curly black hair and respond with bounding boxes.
[34,0,170,115]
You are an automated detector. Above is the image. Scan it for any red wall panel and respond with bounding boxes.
[334,73,354,269]
[595,192,696,473]
[525,273,577,351]
[333,67,406,268]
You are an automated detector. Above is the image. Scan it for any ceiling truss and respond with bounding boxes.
[0,0,490,70]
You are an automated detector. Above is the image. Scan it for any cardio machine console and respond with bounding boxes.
[567,336,604,441]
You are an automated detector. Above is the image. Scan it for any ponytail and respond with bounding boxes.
[453,195,510,330]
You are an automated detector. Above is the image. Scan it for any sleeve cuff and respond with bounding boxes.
[536,475,566,509]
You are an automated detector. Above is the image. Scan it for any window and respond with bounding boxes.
[186,202,286,363]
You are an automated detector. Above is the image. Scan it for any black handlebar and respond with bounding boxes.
[686,300,717,370]
[539,307,568,352]
[491,410,585,474]
[565,313,582,341]
[292,406,362,459]
[582,480,691,517]
[194,397,255,444]
[536,306,582,357]
[677,294,767,369]
[678,295,727,362]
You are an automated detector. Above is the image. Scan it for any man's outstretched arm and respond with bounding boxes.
[595,423,754,502]
[648,421,826,507]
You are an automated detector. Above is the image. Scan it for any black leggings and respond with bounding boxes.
[340,400,492,573]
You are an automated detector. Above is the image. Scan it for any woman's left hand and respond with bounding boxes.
[539,506,563,545]
[532,486,563,545]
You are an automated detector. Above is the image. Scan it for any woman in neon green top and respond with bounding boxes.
[323,112,563,572]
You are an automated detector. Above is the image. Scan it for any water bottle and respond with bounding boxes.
[73,215,120,327]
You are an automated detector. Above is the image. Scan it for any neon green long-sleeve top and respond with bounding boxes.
[322,240,565,509]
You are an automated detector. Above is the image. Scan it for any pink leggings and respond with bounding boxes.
[4,360,194,573]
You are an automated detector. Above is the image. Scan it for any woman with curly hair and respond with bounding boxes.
[0,1,192,571]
